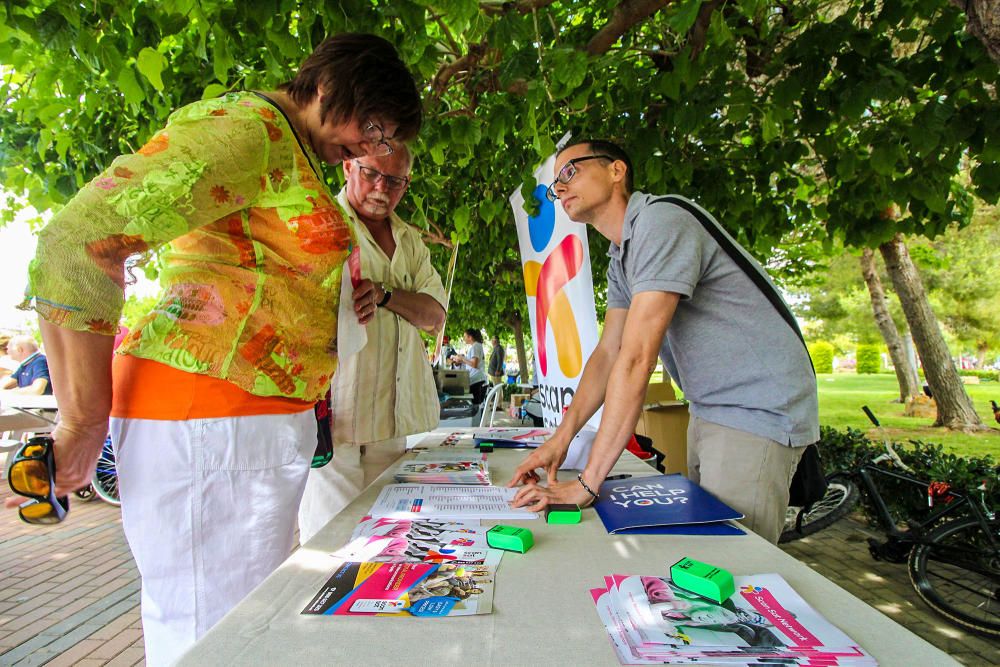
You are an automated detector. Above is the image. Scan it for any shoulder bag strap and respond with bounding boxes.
[648,196,814,374]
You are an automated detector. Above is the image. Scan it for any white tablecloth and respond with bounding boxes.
[178,428,957,666]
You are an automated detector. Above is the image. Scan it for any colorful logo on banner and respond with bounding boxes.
[522,185,585,378]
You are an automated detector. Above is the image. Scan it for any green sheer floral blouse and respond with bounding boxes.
[20,92,355,401]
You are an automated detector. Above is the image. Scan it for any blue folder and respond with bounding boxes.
[594,474,745,536]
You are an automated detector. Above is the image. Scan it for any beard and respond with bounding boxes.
[362,193,391,217]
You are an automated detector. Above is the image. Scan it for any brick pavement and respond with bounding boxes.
[2,442,998,665]
[779,515,1000,666]
[0,483,143,667]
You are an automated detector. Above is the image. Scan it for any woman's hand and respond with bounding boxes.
[4,420,107,509]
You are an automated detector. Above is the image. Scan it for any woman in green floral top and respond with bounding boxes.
[10,33,422,665]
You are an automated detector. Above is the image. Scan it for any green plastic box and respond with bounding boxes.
[669,557,735,604]
[486,525,534,553]
[545,504,581,524]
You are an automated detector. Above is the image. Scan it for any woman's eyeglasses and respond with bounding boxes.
[7,435,69,524]
[354,163,410,191]
[545,154,614,202]
[360,121,394,157]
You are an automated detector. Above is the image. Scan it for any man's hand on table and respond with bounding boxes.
[510,477,595,512]
[506,433,572,488]
[507,432,598,511]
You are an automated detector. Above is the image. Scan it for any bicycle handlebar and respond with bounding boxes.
[862,405,880,427]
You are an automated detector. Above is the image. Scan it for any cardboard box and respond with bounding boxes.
[510,393,530,408]
[633,381,689,475]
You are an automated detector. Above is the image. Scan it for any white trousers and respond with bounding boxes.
[686,415,805,544]
[297,436,406,545]
[110,410,315,667]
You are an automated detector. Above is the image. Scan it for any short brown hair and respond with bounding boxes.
[283,33,422,141]
[558,139,634,192]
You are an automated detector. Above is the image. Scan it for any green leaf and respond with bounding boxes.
[761,111,780,142]
[136,47,166,92]
[117,67,146,105]
[870,144,896,176]
[453,204,471,236]
[202,83,228,100]
[212,27,235,83]
[668,1,702,33]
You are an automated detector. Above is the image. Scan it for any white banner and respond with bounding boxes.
[510,146,602,430]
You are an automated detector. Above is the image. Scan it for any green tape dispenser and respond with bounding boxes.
[486,525,534,553]
[669,557,735,604]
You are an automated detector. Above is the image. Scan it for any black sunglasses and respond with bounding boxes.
[7,436,69,524]
[545,154,614,202]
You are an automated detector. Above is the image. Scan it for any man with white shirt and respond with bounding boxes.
[298,144,447,544]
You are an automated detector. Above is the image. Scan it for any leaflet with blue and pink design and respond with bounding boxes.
[593,572,876,665]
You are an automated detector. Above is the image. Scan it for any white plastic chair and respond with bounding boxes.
[478,383,506,428]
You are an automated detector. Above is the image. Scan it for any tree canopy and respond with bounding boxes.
[1,0,998,339]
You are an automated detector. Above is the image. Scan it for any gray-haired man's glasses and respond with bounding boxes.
[545,154,614,202]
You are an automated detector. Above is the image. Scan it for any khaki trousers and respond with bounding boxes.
[297,436,407,544]
[686,415,805,544]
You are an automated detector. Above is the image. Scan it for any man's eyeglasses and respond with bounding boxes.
[7,436,69,525]
[354,162,410,191]
[545,154,614,202]
[360,120,394,157]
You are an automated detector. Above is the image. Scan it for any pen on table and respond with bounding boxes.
[605,474,632,481]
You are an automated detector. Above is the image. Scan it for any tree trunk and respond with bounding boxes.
[859,248,921,402]
[879,234,984,430]
[950,0,1000,65]
[508,312,530,385]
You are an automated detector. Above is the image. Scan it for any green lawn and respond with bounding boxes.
[816,373,1000,459]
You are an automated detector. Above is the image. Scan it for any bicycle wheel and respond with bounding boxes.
[779,474,859,543]
[92,436,121,507]
[908,515,1000,637]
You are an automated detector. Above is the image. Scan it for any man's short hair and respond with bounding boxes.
[10,334,38,353]
[283,33,422,142]
[557,139,634,192]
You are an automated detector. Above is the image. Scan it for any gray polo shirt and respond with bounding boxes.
[606,192,819,446]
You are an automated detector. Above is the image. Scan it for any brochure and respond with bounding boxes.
[332,517,503,567]
[303,561,496,617]
[472,427,552,447]
[593,572,876,665]
[368,483,538,520]
[594,474,743,534]
[394,452,491,485]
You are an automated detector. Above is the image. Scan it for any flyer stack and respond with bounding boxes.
[592,572,877,666]
[393,452,491,485]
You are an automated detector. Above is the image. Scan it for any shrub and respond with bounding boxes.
[815,426,999,527]
[808,341,835,373]
[959,369,998,382]
[856,344,881,374]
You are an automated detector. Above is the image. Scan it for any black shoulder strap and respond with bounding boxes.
[648,196,813,372]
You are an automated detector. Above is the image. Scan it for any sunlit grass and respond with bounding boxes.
[816,373,1000,459]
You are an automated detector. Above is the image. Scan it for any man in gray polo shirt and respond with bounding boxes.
[509,139,818,543]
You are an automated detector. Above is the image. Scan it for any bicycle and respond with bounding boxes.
[70,435,121,507]
[781,406,1000,637]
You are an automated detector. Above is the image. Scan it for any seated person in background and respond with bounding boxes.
[0,333,17,378]
[450,328,487,404]
[2,335,52,395]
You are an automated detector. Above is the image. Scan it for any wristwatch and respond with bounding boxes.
[377,285,392,307]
